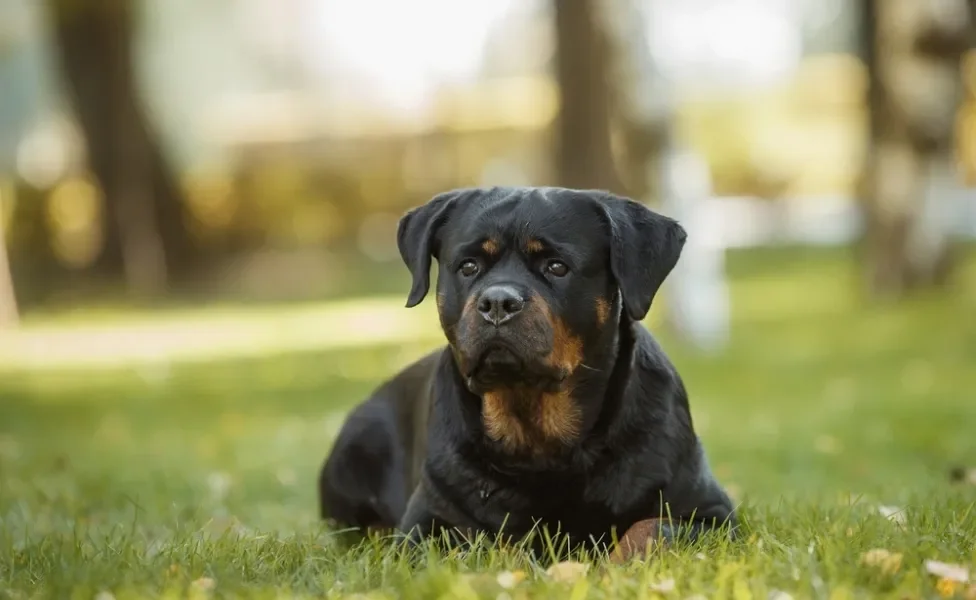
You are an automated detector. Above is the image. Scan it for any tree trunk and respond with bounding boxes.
[859,0,973,298]
[44,0,200,295]
[552,0,623,192]
[0,221,18,329]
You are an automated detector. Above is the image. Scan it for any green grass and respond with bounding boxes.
[2,248,976,599]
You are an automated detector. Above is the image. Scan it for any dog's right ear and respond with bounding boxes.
[396,189,472,308]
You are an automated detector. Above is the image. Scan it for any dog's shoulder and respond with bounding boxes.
[631,324,682,381]
[614,324,734,522]
[612,323,690,420]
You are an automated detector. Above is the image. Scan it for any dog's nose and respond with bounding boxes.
[476,285,525,326]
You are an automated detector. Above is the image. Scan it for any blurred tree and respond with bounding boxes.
[860,0,974,297]
[552,0,622,192]
[43,0,200,295]
[606,1,729,353]
[603,0,662,202]
[0,221,17,328]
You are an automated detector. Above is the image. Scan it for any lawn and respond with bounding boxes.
[1,248,975,599]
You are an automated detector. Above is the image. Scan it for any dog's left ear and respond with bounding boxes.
[593,192,687,321]
[396,189,474,308]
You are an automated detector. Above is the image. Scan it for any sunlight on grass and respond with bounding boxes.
[1,249,975,597]
[0,296,442,371]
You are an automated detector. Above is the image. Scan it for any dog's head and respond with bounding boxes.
[397,187,686,454]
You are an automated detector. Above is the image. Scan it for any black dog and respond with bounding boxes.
[318,186,736,558]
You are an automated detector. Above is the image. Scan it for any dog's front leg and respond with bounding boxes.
[609,514,737,564]
[397,484,442,545]
[397,480,478,550]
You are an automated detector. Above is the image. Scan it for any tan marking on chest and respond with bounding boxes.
[482,387,581,454]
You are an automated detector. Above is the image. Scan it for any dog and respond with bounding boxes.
[318,186,736,559]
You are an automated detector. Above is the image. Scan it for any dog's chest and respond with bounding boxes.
[473,477,632,542]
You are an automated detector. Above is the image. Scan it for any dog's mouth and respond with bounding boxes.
[463,342,566,393]
[469,344,523,376]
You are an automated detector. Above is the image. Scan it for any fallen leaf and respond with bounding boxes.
[926,560,971,583]
[610,519,662,563]
[649,577,676,593]
[207,472,232,499]
[859,548,903,575]
[725,483,743,502]
[496,570,526,589]
[936,578,963,598]
[877,505,907,526]
[546,561,589,583]
[201,515,248,538]
[191,577,216,591]
[695,552,707,561]
[949,467,976,486]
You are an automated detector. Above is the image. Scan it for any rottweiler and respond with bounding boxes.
[318,186,736,560]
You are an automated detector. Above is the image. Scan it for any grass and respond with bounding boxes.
[1,247,975,599]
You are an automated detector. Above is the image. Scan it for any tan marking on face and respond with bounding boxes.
[547,316,584,375]
[481,387,581,454]
[473,293,584,454]
[525,238,544,253]
[595,297,610,326]
[521,293,584,376]
[481,238,500,255]
[449,295,479,373]
[436,292,446,313]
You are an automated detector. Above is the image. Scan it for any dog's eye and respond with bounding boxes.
[459,260,480,277]
[546,260,569,277]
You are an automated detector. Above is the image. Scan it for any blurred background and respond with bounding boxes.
[1,0,974,316]
[1,0,975,524]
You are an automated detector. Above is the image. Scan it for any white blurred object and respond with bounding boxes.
[15,115,75,189]
[604,0,730,353]
[644,0,802,89]
[661,147,730,354]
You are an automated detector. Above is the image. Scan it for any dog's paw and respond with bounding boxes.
[609,518,663,564]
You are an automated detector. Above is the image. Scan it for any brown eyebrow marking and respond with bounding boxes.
[481,238,500,255]
[525,239,544,253]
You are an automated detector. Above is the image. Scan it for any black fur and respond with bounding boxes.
[318,186,736,557]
